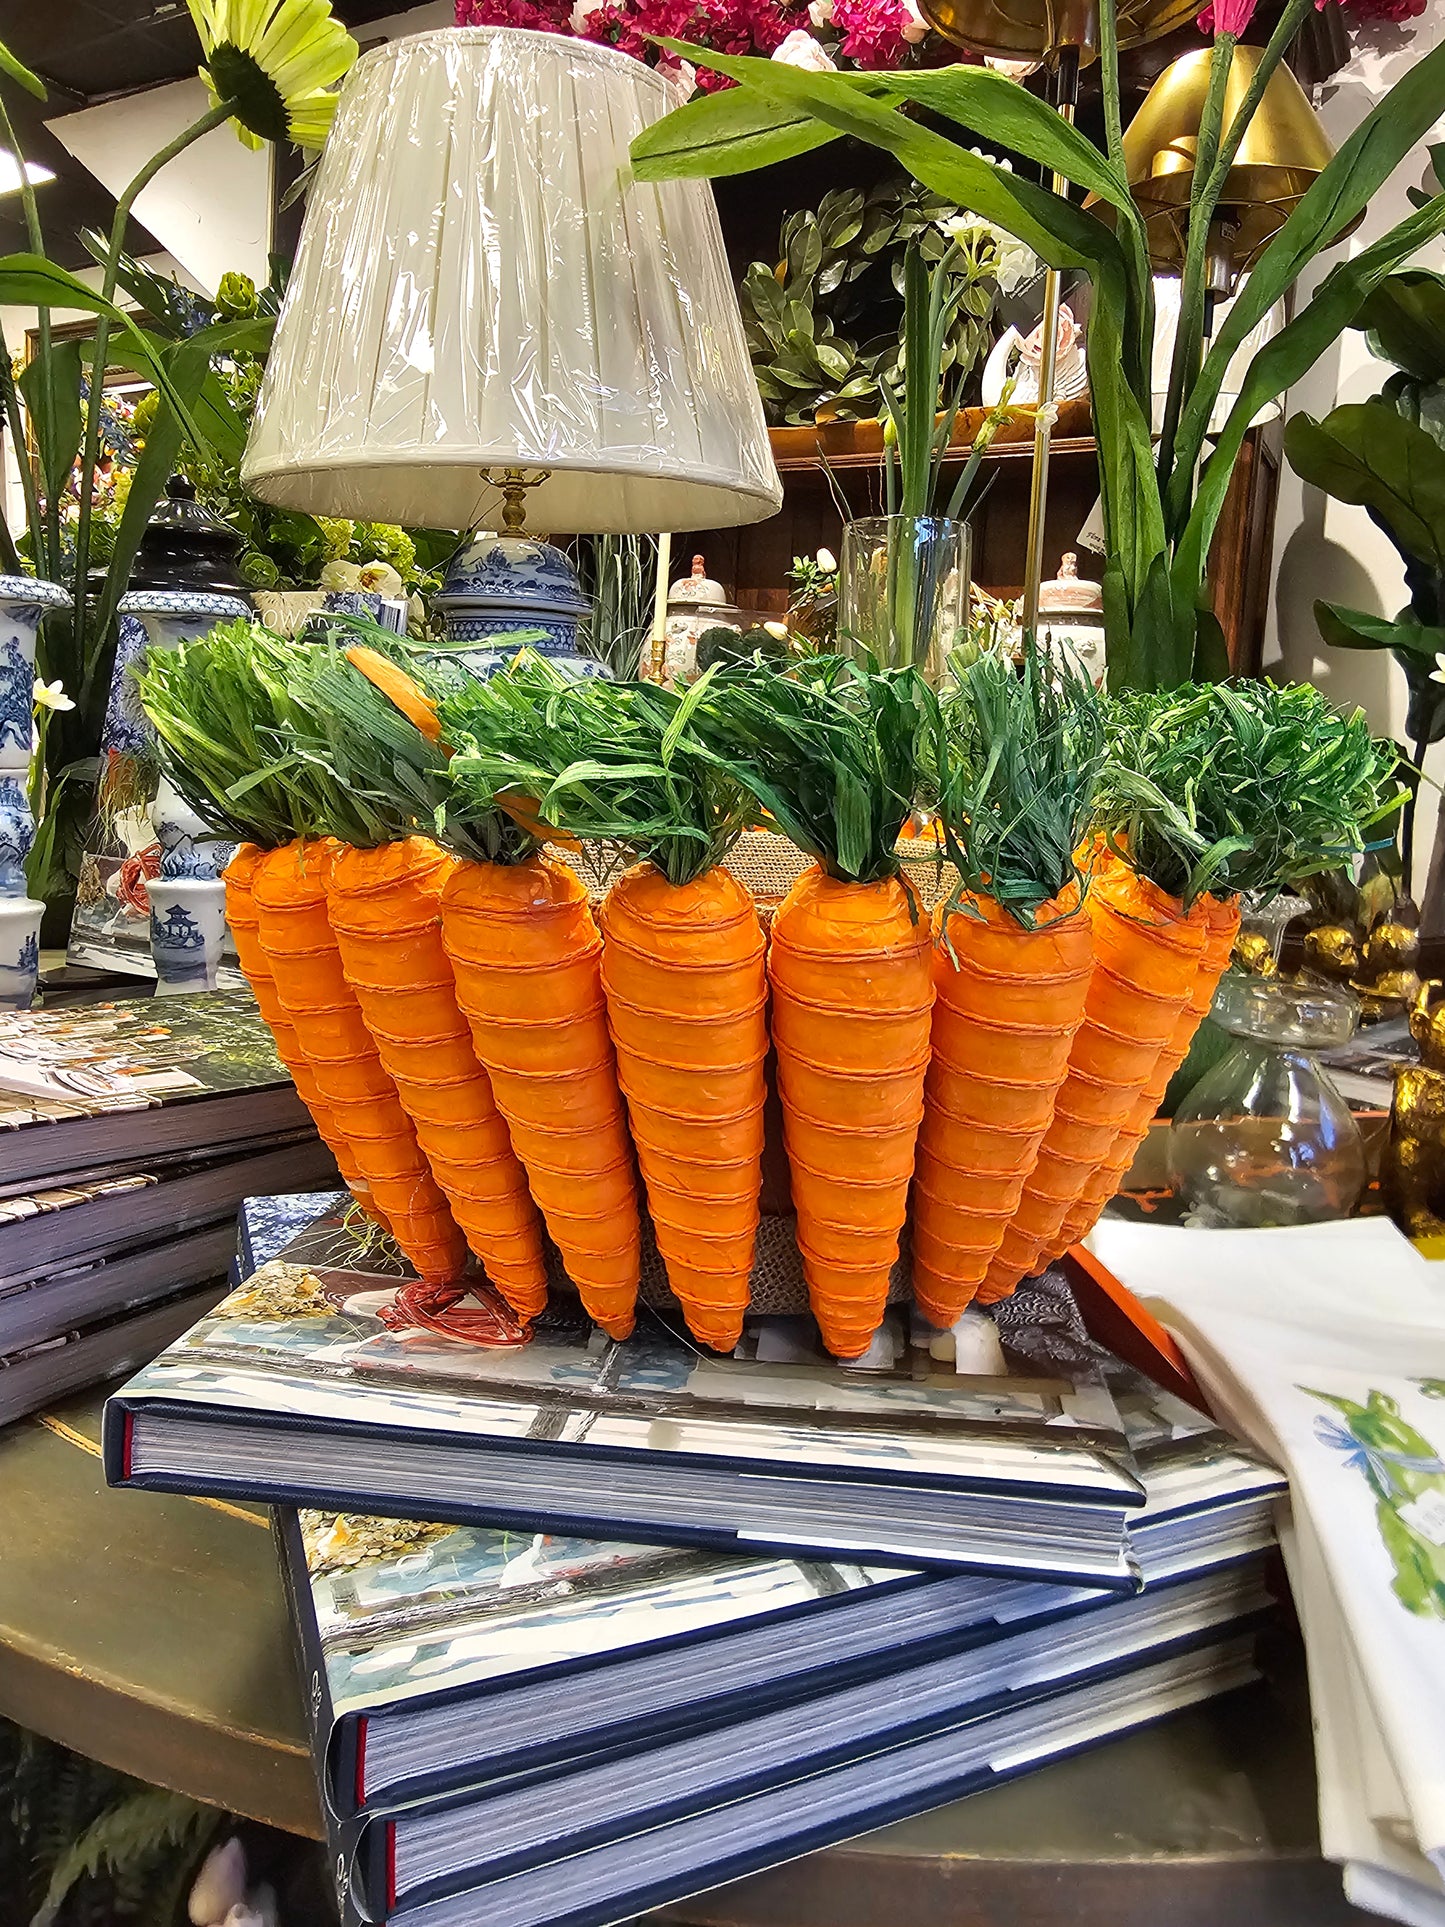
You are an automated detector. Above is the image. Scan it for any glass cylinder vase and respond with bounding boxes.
[837,516,970,682]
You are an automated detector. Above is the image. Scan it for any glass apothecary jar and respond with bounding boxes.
[1169,975,1366,1229]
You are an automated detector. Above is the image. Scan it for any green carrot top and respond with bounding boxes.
[936,640,1104,926]
[440,655,755,888]
[133,618,360,850]
[1094,680,1399,905]
[682,655,940,887]
[275,624,538,864]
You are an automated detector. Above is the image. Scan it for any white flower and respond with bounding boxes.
[816,546,837,573]
[660,55,696,96]
[900,0,929,42]
[984,54,1039,78]
[32,678,74,713]
[570,0,604,30]
[320,559,364,591]
[942,212,1037,294]
[1432,654,1445,685]
[771,27,837,68]
[808,0,834,23]
[1034,401,1060,429]
[357,560,405,597]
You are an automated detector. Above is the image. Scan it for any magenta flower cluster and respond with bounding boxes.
[1198,0,1425,31]
[454,0,920,76]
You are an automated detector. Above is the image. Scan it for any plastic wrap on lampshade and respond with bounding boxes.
[241,29,782,535]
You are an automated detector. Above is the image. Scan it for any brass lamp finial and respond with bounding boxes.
[1104,44,1352,290]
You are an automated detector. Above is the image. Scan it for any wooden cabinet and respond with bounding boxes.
[674,397,1281,676]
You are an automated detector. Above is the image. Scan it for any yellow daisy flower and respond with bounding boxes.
[185,0,358,150]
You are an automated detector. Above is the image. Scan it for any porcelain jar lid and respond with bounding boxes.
[1038,552,1103,617]
[436,531,590,615]
[128,475,250,598]
[667,554,728,607]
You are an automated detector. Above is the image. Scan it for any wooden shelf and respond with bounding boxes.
[767,396,1096,472]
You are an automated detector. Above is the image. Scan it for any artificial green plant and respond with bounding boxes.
[1284,266,1445,890]
[739,177,1007,426]
[0,0,359,926]
[631,6,1445,692]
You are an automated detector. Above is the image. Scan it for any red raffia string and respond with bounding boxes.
[377,1279,533,1348]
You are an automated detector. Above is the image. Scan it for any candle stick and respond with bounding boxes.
[649,531,672,682]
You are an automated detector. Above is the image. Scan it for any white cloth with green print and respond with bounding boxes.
[1090,1218,1445,1927]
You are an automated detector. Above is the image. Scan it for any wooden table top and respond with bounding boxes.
[0,1389,1370,1927]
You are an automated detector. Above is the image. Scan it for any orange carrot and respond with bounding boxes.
[601,862,767,1352]
[769,865,934,1358]
[1044,892,1241,1260]
[911,887,1093,1329]
[441,852,642,1340]
[252,838,467,1284]
[325,837,550,1321]
[223,840,382,1225]
[980,860,1209,1302]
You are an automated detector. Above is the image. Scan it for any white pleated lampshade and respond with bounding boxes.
[241,28,782,535]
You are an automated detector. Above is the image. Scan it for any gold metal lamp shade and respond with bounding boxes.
[918,0,1195,65]
[1113,44,1351,286]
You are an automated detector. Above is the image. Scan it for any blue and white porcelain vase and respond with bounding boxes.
[117,588,248,988]
[149,877,227,995]
[435,532,605,680]
[0,575,73,1006]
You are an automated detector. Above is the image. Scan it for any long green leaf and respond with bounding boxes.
[1315,602,1445,656]
[633,50,1114,274]
[1172,195,1445,601]
[0,36,45,99]
[1171,32,1445,506]
[629,79,871,178]
[18,338,82,511]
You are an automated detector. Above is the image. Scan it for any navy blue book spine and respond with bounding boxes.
[270,1508,353,1819]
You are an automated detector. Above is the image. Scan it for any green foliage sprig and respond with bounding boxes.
[683,654,943,885]
[443,655,756,886]
[1094,680,1400,906]
[937,639,1105,926]
[739,178,1003,427]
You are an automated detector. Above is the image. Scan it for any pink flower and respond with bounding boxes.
[1199,0,1257,30]
[829,0,913,65]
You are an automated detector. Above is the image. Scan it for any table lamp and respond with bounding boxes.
[1113,44,1350,297]
[240,28,782,545]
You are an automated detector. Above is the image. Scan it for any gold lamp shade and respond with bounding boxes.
[1105,44,1353,282]
[918,0,1196,66]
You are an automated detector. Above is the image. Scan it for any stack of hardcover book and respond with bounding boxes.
[0,995,338,1424]
[105,1194,1286,1926]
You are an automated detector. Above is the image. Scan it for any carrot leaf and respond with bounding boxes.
[441,654,756,886]
[1094,680,1400,904]
[683,655,942,885]
[936,638,1105,927]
